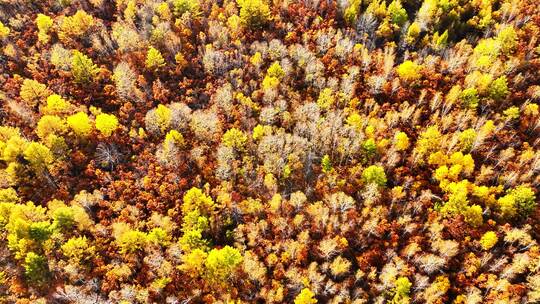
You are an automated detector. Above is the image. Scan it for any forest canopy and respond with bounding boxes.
[0,0,540,303]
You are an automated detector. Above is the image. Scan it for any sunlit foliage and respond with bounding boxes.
[0,0,539,303]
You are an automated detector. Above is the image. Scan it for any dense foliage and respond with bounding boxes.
[0,0,539,303]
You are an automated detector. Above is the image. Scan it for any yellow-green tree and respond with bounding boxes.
[71,50,99,84]
[392,276,412,303]
[61,236,95,262]
[172,0,200,17]
[36,14,54,43]
[496,25,517,55]
[23,252,49,282]
[222,128,247,149]
[237,0,271,28]
[23,142,54,171]
[205,246,243,282]
[317,88,335,110]
[179,187,215,252]
[343,0,361,25]
[145,47,166,70]
[182,187,215,216]
[362,165,387,186]
[116,229,148,254]
[321,154,332,173]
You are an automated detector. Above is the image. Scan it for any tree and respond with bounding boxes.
[329,256,351,277]
[222,128,247,149]
[388,0,408,25]
[498,194,517,219]
[179,187,215,252]
[71,51,99,84]
[147,227,170,246]
[503,106,519,120]
[507,185,536,218]
[182,187,214,217]
[524,103,539,116]
[58,10,94,42]
[432,30,448,50]
[145,47,166,70]
[113,62,138,101]
[50,44,72,70]
[262,74,280,89]
[61,236,95,262]
[45,94,71,114]
[95,113,119,137]
[205,246,243,282]
[116,230,148,254]
[145,104,174,135]
[252,124,270,141]
[459,129,476,151]
[189,110,222,143]
[397,61,421,82]
[2,134,27,163]
[20,79,49,106]
[406,22,421,44]
[28,221,52,241]
[266,61,285,79]
[262,61,285,91]
[51,206,76,231]
[158,129,185,167]
[321,154,332,173]
[480,231,498,250]
[363,138,377,156]
[343,0,361,25]
[237,0,271,28]
[392,276,412,303]
[172,0,200,16]
[394,131,410,151]
[0,187,19,204]
[462,204,483,227]
[164,130,184,148]
[294,288,317,304]
[35,14,53,43]
[414,126,441,160]
[489,76,509,101]
[423,275,450,303]
[67,112,92,137]
[0,21,9,39]
[35,116,65,142]
[250,52,262,67]
[23,252,48,282]
[154,105,172,132]
[179,227,209,251]
[496,25,517,54]
[317,88,335,110]
[180,248,207,277]
[23,142,53,170]
[362,165,387,186]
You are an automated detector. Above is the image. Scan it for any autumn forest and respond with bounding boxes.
[0,0,539,303]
